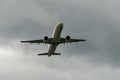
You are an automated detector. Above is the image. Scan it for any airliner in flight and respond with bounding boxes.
[21,23,86,57]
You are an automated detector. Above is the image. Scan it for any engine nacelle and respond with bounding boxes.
[66,36,71,41]
[44,36,49,43]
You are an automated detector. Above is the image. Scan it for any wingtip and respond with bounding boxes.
[84,39,87,41]
[80,39,87,41]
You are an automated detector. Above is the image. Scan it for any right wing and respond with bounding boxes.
[60,38,86,44]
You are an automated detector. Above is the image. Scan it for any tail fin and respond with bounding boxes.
[37,53,61,56]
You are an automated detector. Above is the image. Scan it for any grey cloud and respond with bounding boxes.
[0,44,120,80]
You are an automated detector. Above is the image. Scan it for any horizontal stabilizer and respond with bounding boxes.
[37,53,61,56]
[52,53,61,55]
[38,53,48,56]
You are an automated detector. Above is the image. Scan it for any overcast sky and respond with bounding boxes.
[0,0,120,80]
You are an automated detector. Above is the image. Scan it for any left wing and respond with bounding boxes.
[21,38,52,44]
[60,38,86,44]
[21,39,44,43]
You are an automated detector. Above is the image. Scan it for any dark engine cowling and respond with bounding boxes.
[66,36,71,41]
[44,36,49,40]
[44,36,49,43]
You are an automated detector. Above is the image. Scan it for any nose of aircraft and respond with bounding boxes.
[59,23,64,27]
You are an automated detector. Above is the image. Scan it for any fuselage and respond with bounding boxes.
[48,23,64,56]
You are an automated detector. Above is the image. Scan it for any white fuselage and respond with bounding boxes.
[48,23,63,56]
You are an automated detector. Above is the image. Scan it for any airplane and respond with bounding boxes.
[21,23,86,57]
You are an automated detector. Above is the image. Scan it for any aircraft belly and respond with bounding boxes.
[48,44,57,56]
[52,23,63,43]
[53,32,61,42]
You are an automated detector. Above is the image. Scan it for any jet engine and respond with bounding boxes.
[44,36,49,43]
[66,36,71,42]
